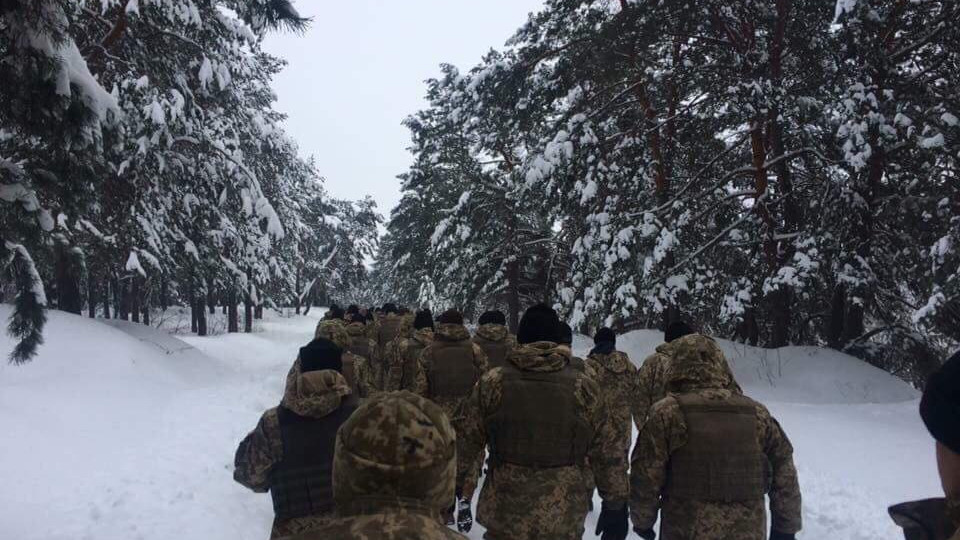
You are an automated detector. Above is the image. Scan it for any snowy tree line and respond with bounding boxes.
[1,0,379,363]
[376,0,959,385]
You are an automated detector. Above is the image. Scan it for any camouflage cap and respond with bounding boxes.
[666,333,734,391]
[315,319,351,350]
[332,391,457,512]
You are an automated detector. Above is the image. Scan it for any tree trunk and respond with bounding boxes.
[190,288,199,334]
[294,270,301,315]
[207,280,216,315]
[87,273,96,318]
[159,277,168,310]
[131,275,141,323]
[228,287,239,333]
[244,293,253,333]
[827,285,845,349]
[255,305,263,319]
[197,292,208,336]
[119,278,130,321]
[55,244,83,314]
[103,278,111,319]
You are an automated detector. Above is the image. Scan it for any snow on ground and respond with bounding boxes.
[0,307,942,540]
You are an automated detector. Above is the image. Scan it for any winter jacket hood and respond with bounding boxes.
[345,322,367,337]
[412,327,434,347]
[475,323,510,343]
[587,350,632,374]
[282,368,352,418]
[435,323,471,343]
[315,320,352,350]
[665,334,734,393]
[333,391,457,515]
[508,341,570,372]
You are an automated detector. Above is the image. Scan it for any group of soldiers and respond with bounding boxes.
[233,302,960,540]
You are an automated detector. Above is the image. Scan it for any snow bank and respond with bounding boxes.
[0,310,941,540]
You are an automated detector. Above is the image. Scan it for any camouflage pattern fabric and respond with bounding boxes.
[630,334,802,540]
[234,369,353,539]
[314,319,351,349]
[472,324,516,369]
[345,322,378,360]
[384,327,433,393]
[289,391,466,540]
[586,350,643,448]
[636,339,742,424]
[458,341,628,540]
[421,323,489,422]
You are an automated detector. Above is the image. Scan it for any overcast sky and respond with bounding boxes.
[262,1,546,219]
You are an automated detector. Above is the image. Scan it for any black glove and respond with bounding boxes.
[457,498,473,533]
[770,532,795,540]
[636,530,656,540]
[594,502,628,540]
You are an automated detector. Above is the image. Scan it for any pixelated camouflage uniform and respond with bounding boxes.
[630,334,802,540]
[312,320,375,398]
[288,391,467,540]
[636,339,742,423]
[234,369,355,539]
[385,327,433,392]
[421,323,489,421]
[586,349,643,449]
[458,341,629,540]
[345,322,377,364]
[472,324,516,370]
[371,314,406,388]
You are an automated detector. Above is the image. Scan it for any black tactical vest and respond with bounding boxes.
[377,317,403,351]
[665,393,770,502]
[269,395,359,520]
[485,363,593,468]
[428,340,478,398]
[475,336,511,370]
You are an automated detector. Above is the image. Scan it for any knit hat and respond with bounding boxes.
[594,327,616,346]
[920,350,960,455]
[557,322,574,346]
[517,304,560,344]
[438,309,464,325]
[414,309,435,330]
[326,305,345,320]
[382,303,398,314]
[478,310,507,326]
[665,320,695,343]
[299,338,343,373]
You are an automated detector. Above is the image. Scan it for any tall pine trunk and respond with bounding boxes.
[131,275,141,323]
[190,286,199,334]
[103,278,111,319]
[197,291,208,336]
[228,287,239,333]
[244,293,253,333]
[87,273,96,318]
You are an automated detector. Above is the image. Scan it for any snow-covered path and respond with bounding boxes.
[0,308,942,540]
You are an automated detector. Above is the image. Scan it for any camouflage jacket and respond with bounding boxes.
[636,339,742,424]
[458,341,629,540]
[289,392,465,540]
[420,323,488,421]
[234,369,353,539]
[472,323,516,369]
[630,334,801,540]
[889,497,960,540]
[384,327,433,393]
[585,349,643,446]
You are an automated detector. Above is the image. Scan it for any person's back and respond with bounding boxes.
[458,304,629,540]
[472,310,515,370]
[234,339,359,539]
[386,309,434,392]
[630,333,802,540]
[312,319,371,398]
[288,391,467,540]
[345,319,376,362]
[586,327,641,448]
[373,304,405,387]
[422,310,488,419]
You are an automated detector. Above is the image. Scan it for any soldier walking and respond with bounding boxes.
[233,338,360,539]
[385,309,434,392]
[458,304,629,540]
[288,391,467,540]
[630,333,802,540]
[472,310,515,370]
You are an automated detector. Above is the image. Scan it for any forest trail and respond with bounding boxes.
[0,307,941,540]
